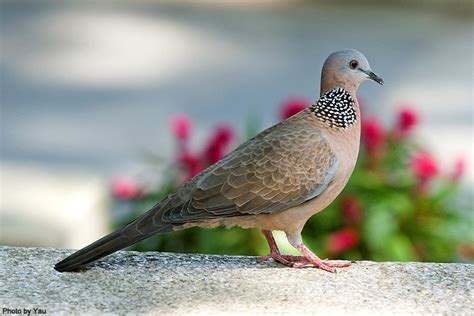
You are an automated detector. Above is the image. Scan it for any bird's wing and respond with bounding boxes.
[143,112,338,227]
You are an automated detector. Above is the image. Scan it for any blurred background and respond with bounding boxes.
[1,0,473,262]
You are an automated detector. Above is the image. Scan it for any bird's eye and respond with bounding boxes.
[349,60,358,69]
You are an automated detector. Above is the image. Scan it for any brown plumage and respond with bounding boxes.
[55,49,383,273]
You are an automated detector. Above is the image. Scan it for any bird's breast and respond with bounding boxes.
[325,123,361,186]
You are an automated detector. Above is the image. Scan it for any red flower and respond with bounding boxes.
[395,106,418,136]
[327,228,360,255]
[206,145,224,165]
[212,125,233,145]
[280,97,310,120]
[170,114,192,141]
[205,125,234,164]
[410,152,439,193]
[451,156,466,182]
[411,152,439,182]
[341,195,363,225]
[179,151,202,179]
[361,117,385,154]
[111,176,142,200]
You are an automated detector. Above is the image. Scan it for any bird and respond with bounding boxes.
[55,49,383,273]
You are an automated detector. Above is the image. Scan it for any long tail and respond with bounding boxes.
[54,207,173,272]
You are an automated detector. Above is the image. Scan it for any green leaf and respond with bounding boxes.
[386,235,415,261]
[363,204,396,253]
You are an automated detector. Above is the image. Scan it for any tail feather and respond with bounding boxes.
[54,222,173,272]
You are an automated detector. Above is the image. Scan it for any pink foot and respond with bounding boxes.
[256,252,292,266]
[257,254,306,263]
[257,230,294,266]
[321,259,352,268]
[291,259,352,270]
[257,230,351,272]
[281,255,307,261]
[295,244,352,273]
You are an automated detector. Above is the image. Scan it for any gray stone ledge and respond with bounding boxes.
[0,246,472,315]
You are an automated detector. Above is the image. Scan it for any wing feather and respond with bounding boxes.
[157,112,337,224]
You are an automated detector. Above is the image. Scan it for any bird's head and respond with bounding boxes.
[320,49,383,95]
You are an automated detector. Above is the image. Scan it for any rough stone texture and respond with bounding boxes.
[1,246,472,315]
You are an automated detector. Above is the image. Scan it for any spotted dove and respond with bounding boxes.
[55,49,383,273]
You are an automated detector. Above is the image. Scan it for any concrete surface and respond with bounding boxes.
[1,247,472,315]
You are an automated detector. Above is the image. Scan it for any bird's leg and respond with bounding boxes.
[256,230,306,266]
[256,230,289,265]
[286,233,351,273]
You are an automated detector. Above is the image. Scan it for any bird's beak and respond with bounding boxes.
[361,69,384,85]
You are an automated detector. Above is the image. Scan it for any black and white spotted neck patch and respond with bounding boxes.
[310,88,357,129]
